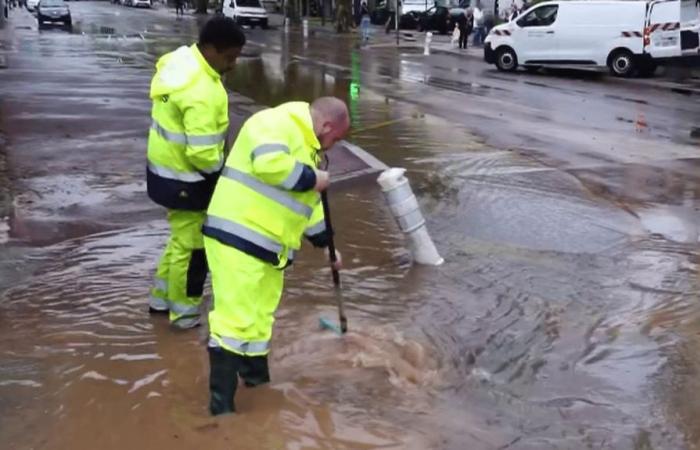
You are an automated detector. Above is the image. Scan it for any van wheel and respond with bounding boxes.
[608,50,636,78]
[495,47,518,72]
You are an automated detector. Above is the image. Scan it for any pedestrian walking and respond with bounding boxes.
[473,4,485,46]
[203,97,350,415]
[146,17,246,329]
[359,1,371,42]
[508,4,518,21]
[483,10,495,36]
[457,9,473,50]
[175,0,185,17]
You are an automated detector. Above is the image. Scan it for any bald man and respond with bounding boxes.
[202,98,350,415]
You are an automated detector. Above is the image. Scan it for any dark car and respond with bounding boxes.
[37,0,71,27]
[371,0,419,29]
[416,1,469,34]
[416,5,451,33]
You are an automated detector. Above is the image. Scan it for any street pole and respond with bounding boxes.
[395,0,399,44]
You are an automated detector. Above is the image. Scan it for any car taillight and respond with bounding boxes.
[643,27,651,46]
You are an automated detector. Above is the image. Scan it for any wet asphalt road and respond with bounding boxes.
[2,2,700,449]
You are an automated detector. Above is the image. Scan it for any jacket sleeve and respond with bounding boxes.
[304,200,330,248]
[250,137,317,192]
[181,96,227,176]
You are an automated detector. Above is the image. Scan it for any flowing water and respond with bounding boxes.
[2,4,700,449]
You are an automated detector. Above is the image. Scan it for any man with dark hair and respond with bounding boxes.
[145,17,245,329]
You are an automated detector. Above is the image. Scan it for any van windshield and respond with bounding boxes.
[237,0,262,6]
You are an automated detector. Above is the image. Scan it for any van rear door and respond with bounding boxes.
[680,0,700,54]
[646,0,682,58]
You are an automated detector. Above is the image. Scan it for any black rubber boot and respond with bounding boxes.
[208,347,238,415]
[238,355,271,388]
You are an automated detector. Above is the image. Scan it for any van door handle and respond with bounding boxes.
[546,31,555,34]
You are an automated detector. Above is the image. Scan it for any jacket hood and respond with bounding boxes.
[150,45,216,99]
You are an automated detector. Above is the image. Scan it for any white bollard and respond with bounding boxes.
[284,18,289,33]
[377,168,444,266]
[303,19,308,38]
[423,31,433,56]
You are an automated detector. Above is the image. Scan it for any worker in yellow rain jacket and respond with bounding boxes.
[203,97,350,415]
[146,17,245,329]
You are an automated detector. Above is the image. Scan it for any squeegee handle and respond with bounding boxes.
[321,190,347,333]
[321,190,340,287]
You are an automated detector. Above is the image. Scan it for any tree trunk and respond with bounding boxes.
[335,0,352,32]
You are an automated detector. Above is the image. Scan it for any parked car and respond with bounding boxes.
[131,0,151,7]
[26,0,40,12]
[485,0,700,76]
[37,0,71,27]
[416,5,456,34]
[223,0,269,28]
[484,0,658,77]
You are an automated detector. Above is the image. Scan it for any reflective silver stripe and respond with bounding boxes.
[304,220,326,237]
[169,302,199,317]
[151,119,187,145]
[148,295,169,311]
[251,144,290,161]
[148,162,205,182]
[199,154,224,175]
[279,162,304,190]
[151,119,225,147]
[205,215,295,261]
[187,130,227,147]
[221,167,312,218]
[210,334,270,354]
[153,277,167,292]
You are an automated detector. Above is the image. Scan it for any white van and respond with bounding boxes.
[484,1,657,77]
[223,0,268,29]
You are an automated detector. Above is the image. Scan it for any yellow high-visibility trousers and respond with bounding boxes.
[204,236,284,356]
[150,210,207,328]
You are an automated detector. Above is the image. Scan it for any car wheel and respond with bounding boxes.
[495,47,518,72]
[261,20,268,29]
[608,49,636,78]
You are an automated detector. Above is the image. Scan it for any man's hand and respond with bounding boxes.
[314,169,330,192]
[324,247,342,271]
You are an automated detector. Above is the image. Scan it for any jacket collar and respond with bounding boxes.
[287,102,321,151]
[191,44,220,80]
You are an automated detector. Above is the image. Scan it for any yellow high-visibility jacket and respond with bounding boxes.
[146,44,228,211]
[203,102,329,268]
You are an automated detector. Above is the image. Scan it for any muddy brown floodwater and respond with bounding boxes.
[2,3,700,449]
